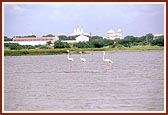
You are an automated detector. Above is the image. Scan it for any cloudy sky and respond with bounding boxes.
[4,3,165,38]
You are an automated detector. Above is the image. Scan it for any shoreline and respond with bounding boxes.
[4,46,164,56]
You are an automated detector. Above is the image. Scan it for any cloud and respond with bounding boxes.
[5,4,27,15]
[4,3,164,37]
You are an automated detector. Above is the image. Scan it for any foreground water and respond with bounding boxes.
[4,50,164,111]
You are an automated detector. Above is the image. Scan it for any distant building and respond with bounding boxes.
[12,36,59,46]
[106,29,122,40]
[70,27,90,37]
[61,40,76,44]
[153,34,164,39]
[62,27,90,43]
[61,34,89,43]
[76,35,89,42]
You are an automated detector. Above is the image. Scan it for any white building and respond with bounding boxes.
[75,35,89,42]
[70,27,90,36]
[61,27,90,43]
[153,34,164,39]
[61,34,89,43]
[106,29,122,40]
[12,36,59,46]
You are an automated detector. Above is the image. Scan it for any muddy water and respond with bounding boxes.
[4,50,164,111]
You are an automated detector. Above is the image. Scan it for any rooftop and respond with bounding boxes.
[13,37,58,41]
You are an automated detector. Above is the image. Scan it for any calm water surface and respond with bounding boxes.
[4,50,164,111]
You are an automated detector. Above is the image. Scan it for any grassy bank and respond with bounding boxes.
[4,46,164,56]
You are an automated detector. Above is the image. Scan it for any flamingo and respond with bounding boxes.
[79,51,86,72]
[67,50,74,72]
[102,51,113,69]
[79,51,86,62]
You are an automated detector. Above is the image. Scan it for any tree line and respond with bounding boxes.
[55,33,164,48]
[4,33,164,50]
[4,34,56,41]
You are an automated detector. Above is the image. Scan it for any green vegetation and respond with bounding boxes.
[4,33,164,56]
[4,49,67,56]
[4,46,163,56]
[54,40,70,48]
[42,34,55,37]
[58,35,77,40]
[150,35,164,46]
[4,43,35,50]
[74,37,114,48]
[15,35,36,38]
[4,36,12,41]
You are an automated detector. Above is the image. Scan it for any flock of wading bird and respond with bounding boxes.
[67,50,113,72]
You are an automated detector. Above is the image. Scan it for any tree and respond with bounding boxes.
[58,35,68,40]
[67,35,78,40]
[4,36,12,41]
[22,45,35,49]
[151,35,164,46]
[43,34,55,37]
[74,41,92,48]
[54,41,70,48]
[39,45,50,49]
[123,35,138,46]
[136,36,147,46]
[4,43,22,50]
[46,41,52,46]
[91,39,104,48]
[118,39,131,47]
[4,43,35,50]
[90,36,103,40]
[15,35,36,38]
[146,33,154,45]
[103,39,114,46]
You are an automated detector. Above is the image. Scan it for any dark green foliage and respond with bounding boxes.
[90,39,105,48]
[74,41,93,48]
[116,33,163,47]
[15,35,36,38]
[4,33,164,51]
[39,45,50,49]
[4,43,35,50]
[4,49,69,56]
[118,39,131,47]
[90,36,103,40]
[151,35,164,46]
[46,41,52,46]
[4,43,22,50]
[21,45,35,49]
[34,44,42,48]
[103,39,114,46]
[74,38,114,48]
[54,40,70,48]
[145,33,154,45]
[58,35,68,40]
[4,36,12,41]
[146,33,154,40]
[58,35,78,40]
[67,36,78,40]
[89,36,114,48]
[42,34,55,37]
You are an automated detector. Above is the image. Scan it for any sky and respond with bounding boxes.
[4,3,165,38]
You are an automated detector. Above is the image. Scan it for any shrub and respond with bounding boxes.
[74,41,92,48]
[4,43,22,50]
[54,41,70,48]
[39,45,50,49]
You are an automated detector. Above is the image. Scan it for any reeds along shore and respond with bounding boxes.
[4,46,164,56]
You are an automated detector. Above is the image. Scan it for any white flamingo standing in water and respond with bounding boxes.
[67,50,74,72]
[102,51,113,69]
[79,51,86,71]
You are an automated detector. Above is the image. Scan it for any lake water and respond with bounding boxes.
[4,50,164,112]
